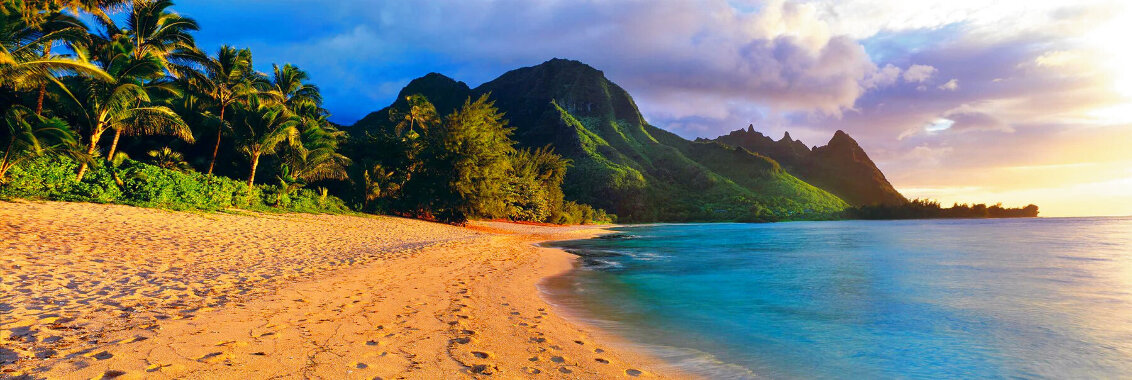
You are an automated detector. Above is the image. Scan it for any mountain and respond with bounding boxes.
[352,58,849,222]
[707,126,907,206]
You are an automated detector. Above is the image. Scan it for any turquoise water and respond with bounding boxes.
[546,218,1132,379]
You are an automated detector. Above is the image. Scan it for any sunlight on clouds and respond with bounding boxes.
[923,118,954,132]
[1081,4,1132,122]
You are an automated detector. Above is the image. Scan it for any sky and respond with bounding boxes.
[172,0,1132,217]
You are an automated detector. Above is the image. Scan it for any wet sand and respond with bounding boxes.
[0,201,683,378]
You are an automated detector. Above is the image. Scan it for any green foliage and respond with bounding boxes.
[434,94,516,220]
[0,155,348,213]
[346,94,613,225]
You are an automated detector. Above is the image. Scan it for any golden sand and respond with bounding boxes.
[1,201,684,379]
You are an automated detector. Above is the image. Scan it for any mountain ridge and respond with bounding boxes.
[706,126,907,206]
[352,58,857,221]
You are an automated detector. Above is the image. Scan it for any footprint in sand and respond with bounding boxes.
[91,351,113,360]
[626,369,643,376]
[595,358,610,364]
[522,367,541,374]
[101,369,127,378]
[471,351,490,359]
[196,352,225,363]
[550,356,565,363]
[559,367,573,374]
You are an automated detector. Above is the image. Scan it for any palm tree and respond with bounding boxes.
[93,0,201,77]
[265,63,349,181]
[62,46,191,180]
[15,0,127,27]
[266,63,320,116]
[87,0,201,160]
[1,105,78,180]
[281,115,350,181]
[231,99,298,186]
[1,4,110,94]
[361,162,397,210]
[146,145,190,171]
[187,45,254,175]
[390,94,438,137]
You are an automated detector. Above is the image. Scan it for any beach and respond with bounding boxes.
[0,201,679,379]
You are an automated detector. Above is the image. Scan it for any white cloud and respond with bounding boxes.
[938,79,959,91]
[864,63,902,87]
[902,64,937,83]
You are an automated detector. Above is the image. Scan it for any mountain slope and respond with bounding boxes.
[352,59,848,222]
[708,126,907,206]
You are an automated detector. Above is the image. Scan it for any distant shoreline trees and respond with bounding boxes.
[848,199,1039,220]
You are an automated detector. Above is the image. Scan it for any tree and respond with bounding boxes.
[432,94,516,221]
[94,0,201,77]
[1,3,110,94]
[61,43,191,180]
[265,63,320,116]
[231,99,298,186]
[390,94,438,137]
[281,115,350,181]
[188,45,254,175]
[145,145,190,171]
[1,105,77,180]
[508,146,570,222]
[88,0,200,160]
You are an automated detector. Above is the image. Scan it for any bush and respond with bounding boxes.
[1,156,348,214]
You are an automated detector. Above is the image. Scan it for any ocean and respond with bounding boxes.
[544,217,1132,379]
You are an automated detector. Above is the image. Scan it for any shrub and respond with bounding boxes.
[1,156,347,214]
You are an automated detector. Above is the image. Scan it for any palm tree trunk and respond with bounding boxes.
[207,106,225,175]
[35,44,52,116]
[247,152,260,187]
[106,129,122,161]
[76,130,104,181]
[0,137,14,180]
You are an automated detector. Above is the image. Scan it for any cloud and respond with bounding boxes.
[938,79,959,91]
[902,64,937,83]
[864,63,902,87]
[178,0,903,124]
[942,108,1012,132]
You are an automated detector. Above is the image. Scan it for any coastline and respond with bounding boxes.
[0,200,685,378]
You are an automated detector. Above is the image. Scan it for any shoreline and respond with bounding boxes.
[0,200,686,378]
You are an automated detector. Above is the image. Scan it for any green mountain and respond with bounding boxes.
[707,126,907,206]
[352,58,849,222]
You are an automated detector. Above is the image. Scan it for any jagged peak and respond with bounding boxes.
[747,124,755,133]
[780,131,793,142]
[827,130,861,149]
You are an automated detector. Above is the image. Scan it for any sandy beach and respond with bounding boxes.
[0,201,682,379]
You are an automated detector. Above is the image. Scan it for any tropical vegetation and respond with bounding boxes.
[0,0,612,223]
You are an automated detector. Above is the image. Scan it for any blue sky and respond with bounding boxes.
[169,0,1132,216]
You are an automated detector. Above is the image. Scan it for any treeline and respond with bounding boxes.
[848,199,1039,220]
[0,0,611,224]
